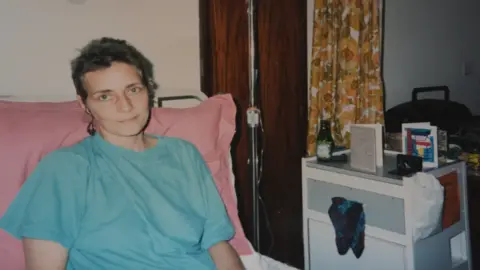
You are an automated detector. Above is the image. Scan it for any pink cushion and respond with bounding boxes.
[146,95,252,255]
[0,100,89,270]
[0,94,252,270]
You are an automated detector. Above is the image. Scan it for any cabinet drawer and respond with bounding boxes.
[308,219,406,270]
[307,178,406,234]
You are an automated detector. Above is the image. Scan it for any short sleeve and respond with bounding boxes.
[0,150,87,249]
[186,144,235,250]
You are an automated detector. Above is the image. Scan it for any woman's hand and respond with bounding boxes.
[23,239,68,270]
[209,241,245,270]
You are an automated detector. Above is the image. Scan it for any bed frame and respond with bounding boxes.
[156,95,203,107]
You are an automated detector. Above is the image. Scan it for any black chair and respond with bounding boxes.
[385,86,473,135]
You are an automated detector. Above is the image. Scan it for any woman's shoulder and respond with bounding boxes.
[157,136,199,152]
[21,138,93,193]
[158,136,205,161]
[38,137,94,170]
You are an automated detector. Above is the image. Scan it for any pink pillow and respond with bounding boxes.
[0,94,252,270]
[0,100,89,270]
[146,94,252,255]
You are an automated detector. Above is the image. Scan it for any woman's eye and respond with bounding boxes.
[130,87,141,93]
[99,95,110,101]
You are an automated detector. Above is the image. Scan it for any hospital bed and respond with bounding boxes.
[0,91,299,270]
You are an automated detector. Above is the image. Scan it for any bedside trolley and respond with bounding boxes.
[302,151,472,270]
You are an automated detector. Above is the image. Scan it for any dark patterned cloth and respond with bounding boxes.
[328,197,365,258]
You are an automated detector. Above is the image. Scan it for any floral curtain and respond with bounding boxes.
[307,0,385,155]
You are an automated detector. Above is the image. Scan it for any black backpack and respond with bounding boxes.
[384,86,472,135]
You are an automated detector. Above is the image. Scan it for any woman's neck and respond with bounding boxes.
[97,131,154,152]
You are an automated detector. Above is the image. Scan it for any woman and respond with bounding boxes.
[0,37,244,270]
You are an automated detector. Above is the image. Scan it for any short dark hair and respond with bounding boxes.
[70,37,158,107]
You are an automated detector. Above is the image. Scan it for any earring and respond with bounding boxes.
[85,109,95,135]
[87,120,96,135]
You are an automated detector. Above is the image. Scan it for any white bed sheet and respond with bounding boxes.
[242,252,299,270]
[0,94,300,270]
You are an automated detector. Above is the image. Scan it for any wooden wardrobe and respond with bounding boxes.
[199,0,308,268]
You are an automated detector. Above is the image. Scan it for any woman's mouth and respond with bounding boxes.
[119,116,138,123]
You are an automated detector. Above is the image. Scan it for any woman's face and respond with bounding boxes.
[78,62,150,138]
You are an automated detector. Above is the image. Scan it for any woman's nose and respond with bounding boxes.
[117,94,133,112]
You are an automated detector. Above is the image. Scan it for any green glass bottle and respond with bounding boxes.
[316,120,335,162]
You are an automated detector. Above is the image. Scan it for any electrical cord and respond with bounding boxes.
[256,111,275,256]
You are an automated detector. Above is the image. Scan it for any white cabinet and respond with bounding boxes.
[308,219,406,270]
[302,153,472,270]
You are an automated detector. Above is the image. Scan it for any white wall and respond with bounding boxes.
[383,0,480,114]
[307,0,480,114]
[0,0,201,98]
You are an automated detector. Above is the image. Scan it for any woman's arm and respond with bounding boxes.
[209,241,245,270]
[23,239,68,270]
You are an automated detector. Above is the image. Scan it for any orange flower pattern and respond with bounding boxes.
[307,0,384,155]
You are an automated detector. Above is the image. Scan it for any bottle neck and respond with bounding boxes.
[319,122,330,131]
[320,119,330,126]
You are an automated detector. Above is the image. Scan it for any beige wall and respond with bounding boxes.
[0,0,201,97]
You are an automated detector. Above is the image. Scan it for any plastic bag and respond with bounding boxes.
[405,172,444,242]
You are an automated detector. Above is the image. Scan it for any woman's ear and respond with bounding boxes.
[76,95,90,114]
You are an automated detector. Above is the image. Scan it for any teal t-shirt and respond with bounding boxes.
[0,134,234,269]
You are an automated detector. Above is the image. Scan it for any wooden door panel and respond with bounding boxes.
[200,0,307,267]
